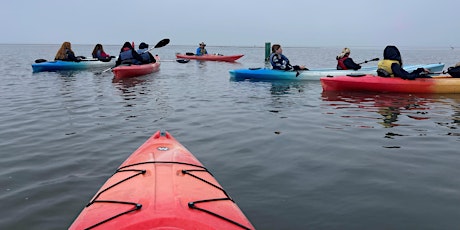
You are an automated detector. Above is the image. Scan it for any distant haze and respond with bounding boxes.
[2,0,459,48]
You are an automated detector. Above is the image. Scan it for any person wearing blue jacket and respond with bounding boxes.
[196,42,208,56]
[377,45,430,80]
[137,42,156,64]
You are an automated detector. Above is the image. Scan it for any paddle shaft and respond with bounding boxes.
[357,58,379,65]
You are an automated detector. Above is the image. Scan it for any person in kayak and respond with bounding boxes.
[336,47,361,70]
[55,41,81,62]
[115,42,144,66]
[92,44,112,61]
[196,42,208,56]
[377,45,430,80]
[137,42,156,64]
[269,44,308,71]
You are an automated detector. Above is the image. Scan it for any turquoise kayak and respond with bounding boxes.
[32,58,116,72]
[229,63,445,81]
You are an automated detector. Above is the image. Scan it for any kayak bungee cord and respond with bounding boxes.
[183,168,252,230]
[82,161,252,230]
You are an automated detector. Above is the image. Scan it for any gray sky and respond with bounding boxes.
[2,0,458,47]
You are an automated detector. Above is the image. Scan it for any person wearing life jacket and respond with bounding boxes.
[92,44,112,61]
[336,47,361,70]
[55,41,81,62]
[377,45,430,80]
[115,42,144,66]
[269,44,308,71]
[137,42,156,64]
[196,42,208,56]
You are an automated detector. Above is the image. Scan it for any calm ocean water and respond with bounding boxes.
[0,43,459,229]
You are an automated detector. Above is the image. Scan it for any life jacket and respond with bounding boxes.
[377,59,400,77]
[119,49,134,61]
[337,57,348,70]
[270,53,290,70]
[447,66,460,78]
[137,48,150,62]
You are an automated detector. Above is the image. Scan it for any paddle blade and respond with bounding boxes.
[35,59,47,63]
[176,59,190,63]
[154,38,170,48]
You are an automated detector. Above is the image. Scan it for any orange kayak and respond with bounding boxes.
[321,74,460,93]
[176,53,243,62]
[69,130,254,230]
[112,56,160,79]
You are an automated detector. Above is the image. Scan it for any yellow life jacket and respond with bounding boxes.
[377,60,400,77]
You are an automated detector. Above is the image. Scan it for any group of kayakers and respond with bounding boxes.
[269,43,432,80]
[54,41,156,66]
[55,40,437,80]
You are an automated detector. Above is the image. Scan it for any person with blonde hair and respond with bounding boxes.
[54,41,80,61]
[336,47,361,70]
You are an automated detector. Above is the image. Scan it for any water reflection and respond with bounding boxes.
[321,91,460,136]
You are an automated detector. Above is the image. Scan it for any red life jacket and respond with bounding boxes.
[337,57,348,70]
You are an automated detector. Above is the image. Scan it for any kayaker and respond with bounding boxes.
[269,44,308,71]
[137,42,156,64]
[115,42,144,66]
[54,41,81,62]
[91,44,112,61]
[196,42,208,56]
[377,45,430,80]
[336,47,361,70]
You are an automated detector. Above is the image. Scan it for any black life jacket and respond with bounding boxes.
[447,66,460,78]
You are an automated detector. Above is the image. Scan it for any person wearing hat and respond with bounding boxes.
[336,47,361,70]
[196,42,208,56]
[137,42,156,64]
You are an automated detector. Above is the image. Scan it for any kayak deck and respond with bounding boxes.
[69,130,254,230]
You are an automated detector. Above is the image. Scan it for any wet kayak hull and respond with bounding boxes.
[321,74,460,93]
[176,54,244,62]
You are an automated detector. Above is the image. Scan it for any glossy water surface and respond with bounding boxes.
[0,44,459,229]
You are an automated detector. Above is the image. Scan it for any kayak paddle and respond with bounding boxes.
[357,58,379,65]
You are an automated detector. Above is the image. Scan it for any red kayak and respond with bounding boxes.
[69,130,254,230]
[320,74,460,93]
[112,56,160,79]
[176,53,243,62]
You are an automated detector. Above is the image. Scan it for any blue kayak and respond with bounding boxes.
[32,58,116,72]
[229,63,445,81]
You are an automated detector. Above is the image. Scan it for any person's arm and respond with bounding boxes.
[148,53,156,63]
[391,63,417,80]
[66,50,79,61]
[132,50,144,62]
[344,58,361,70]
[196,47,201,55]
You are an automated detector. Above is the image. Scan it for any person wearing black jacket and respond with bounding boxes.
[377,45,430,80]
[336,47,361,70]
[115,42,144,66]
